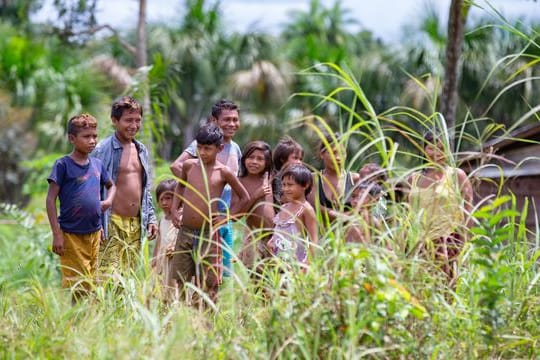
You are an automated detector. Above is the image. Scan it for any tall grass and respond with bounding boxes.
[3,37,540,356]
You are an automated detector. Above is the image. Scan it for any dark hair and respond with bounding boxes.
[195,124,223,146]
[319,132,342,152]
[211,99,239,119]
[273,136,304,171]
[423,130,444,147]
[240,140,273,177]
[68,113,97,135]
[156,179,177,200]
[111,96,143,120]
[281,164,313,196]
[353,181,383,197]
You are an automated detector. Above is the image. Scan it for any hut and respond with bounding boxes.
[464,123,540,230]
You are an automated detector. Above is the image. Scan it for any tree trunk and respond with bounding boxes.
[136,0,147,68]
[441,0,469,150]
[135,0,152,149]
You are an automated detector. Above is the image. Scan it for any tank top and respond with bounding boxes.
[318,171,354,210]
[270,204,308,264]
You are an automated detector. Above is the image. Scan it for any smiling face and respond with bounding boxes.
[112,109,142,143]
[69,127,98,155]
[244,149,268,176]
[213,109,240,142]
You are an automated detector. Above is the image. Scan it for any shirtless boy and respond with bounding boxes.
[92,96,158,274]
[169,124,249,302]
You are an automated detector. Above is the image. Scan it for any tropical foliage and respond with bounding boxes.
[1,0,540,357]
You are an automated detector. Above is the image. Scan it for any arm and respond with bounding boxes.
[224,169,250,219]
[100,179,116,212]
[170,151,195,178]
[302,205,318,258]
[151,222,161,268]
[171,162,190,228]
[457,168,474,229]
[46,182,64,256]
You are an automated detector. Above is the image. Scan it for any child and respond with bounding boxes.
[309,132,360,223]
[232,141,274,268]
[91,96,157,274]
[170,99,242,278]
[267,164,318,265]
[151,179,179,300]
[169,124,250,303]
[46,114,116,300]
[345,182,383,244]
[271,136,304,207]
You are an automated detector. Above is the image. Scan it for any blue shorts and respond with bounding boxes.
[220,221,233,277]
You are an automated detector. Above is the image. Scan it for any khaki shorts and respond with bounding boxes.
[99,214,141,274]
[169,225,222,300]
[60,230,100,290]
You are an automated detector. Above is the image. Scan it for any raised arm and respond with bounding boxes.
[224,169,250,218]
[170,151,195,178]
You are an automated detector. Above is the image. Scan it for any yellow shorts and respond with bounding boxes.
[99,214,141,274]
[60,231,100,289]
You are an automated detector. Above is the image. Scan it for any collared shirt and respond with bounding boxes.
[91,133,157,240]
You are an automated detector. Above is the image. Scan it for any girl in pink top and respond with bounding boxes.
[267,164,318,265]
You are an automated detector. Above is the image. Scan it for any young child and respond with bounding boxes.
[232,141,274,268]
[151,179,179,300]
[267,164,318,266]
[46,114,116,300]
[91,96,157,275]
[345,181,383,244]
[271,136,304,207]
[169,124,250,303]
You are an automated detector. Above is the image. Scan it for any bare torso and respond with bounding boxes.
[112,142,143,217]
[181,160,227,229]
[241,176,273,229]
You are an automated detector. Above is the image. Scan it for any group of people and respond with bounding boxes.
[46,96,473,304]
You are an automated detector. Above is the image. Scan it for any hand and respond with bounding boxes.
[100,228,106,246]
[147,223,158,240]
[100,200,112,212]
[212,213,226,227]
[266,237,277,255]
[165,241,175,258]
[52,233,65,256]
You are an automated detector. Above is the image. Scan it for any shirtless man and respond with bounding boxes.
[169,124,249,302]
[92,96,158,273]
